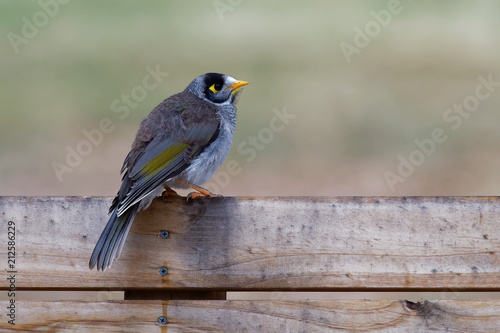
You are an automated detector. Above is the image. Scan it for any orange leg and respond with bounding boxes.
[175,179,222,200]
[162,185,180,197]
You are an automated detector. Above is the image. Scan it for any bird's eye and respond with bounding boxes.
[209,83,223,93]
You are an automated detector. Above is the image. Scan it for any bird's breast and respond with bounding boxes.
[174,118,235,186]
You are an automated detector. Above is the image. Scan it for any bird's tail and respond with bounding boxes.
[89,204,139,271]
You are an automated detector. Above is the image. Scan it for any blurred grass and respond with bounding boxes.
[0,0,499,196]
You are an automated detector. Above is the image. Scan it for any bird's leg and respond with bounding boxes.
[162,185,180,197]
[175,179,222,200]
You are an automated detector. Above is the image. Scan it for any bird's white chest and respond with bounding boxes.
[176,119,234,186]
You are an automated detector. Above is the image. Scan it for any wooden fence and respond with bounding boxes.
[1,196,500,331]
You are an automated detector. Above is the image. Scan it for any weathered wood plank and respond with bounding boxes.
[1,300,500,332]
[124,290,227,300]
[1,196,499,289]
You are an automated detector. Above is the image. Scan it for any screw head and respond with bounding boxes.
[158,316,167,325]
[159,267,168,276]
[160,230,169,239]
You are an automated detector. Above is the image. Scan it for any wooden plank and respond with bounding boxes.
[1,299,500,332]
[1,196,500,290]
[124,290,227,300]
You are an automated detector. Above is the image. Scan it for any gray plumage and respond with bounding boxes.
[89,73,248,271]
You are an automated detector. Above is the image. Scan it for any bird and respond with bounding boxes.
[89,73,249,271]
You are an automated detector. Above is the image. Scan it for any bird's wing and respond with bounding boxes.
[114,93,220,216]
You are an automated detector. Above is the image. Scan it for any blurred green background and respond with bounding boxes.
[1,0,499,197]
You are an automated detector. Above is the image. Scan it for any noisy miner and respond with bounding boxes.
[89,73,249,271]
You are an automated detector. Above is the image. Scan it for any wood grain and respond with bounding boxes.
[1,299,500,332]
[0,196,499,290]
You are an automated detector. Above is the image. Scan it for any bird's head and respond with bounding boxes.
[185,73,249,105]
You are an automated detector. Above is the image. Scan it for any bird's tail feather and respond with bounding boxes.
[89,204,139,271]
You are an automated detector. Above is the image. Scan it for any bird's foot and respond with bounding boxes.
[176,179,222,201]
[162,186,180,198]
[186,191,223,200]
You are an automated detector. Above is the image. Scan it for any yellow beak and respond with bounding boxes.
[227,80,249,91]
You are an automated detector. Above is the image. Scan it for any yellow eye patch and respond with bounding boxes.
[209,84,219,94]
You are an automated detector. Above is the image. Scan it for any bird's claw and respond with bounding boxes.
[162,186,180,198]
[186,191,223,201]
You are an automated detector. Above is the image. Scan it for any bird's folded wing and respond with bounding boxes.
[116,123,219,216]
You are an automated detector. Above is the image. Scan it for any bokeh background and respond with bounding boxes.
[1,0,500,197]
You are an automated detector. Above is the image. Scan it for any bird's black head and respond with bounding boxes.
[185,73,249,104]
